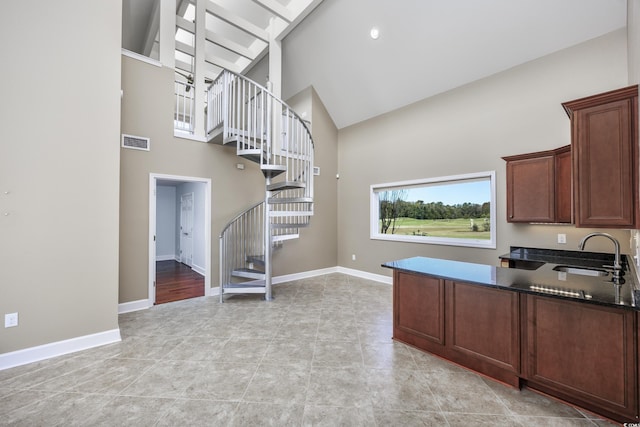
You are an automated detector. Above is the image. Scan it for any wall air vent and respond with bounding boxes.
[122,134,150,151]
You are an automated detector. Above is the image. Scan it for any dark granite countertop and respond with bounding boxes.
[382,247,640,310]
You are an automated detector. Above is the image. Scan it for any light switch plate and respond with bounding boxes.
[5,313,18,328]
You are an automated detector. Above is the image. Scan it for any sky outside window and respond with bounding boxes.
[403,180,490,205]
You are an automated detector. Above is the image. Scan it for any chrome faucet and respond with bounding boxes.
[578,232,622,280]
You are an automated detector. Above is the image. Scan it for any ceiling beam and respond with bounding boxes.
[206,0,269,43]
[205,56,243,74]
[175,59,221,82]
[240,42,269,74]
[250,0,294,23]
[176,15,195,33]
[175,59,193,75]
[177,14,257,67]
[272,0,324,40]
[172,0,326,78]
[176,40,195,56]
[142,0,161,57]
[205,29,258,60]
[176,0,190,16]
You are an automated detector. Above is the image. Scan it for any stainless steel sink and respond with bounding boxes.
[552,265,609,277]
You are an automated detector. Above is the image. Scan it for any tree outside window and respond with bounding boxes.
[371,172,496,249]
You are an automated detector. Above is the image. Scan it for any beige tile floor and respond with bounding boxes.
[0,273,617,426]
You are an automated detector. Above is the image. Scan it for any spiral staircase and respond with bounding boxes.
[206,70,314,301]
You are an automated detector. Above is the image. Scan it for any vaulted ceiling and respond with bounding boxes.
[122,0,323,81]
[123,0,628,129]
[281,0,628,128]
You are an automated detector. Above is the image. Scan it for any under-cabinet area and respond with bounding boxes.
[384,255,640,423]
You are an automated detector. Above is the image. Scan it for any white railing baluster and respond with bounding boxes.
[175,80,195,133]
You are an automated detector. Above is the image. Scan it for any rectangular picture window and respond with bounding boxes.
[370,171,496,248]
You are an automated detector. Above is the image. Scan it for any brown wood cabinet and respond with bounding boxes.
[393,272,520,387]
[524,295,637,421]
[391,269,640,423]
[562,85,638,228]
[503,145,571,223]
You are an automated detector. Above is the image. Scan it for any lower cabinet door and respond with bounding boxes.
[393,271,445,355]
[446,281,521,386]
[525,295,637,421]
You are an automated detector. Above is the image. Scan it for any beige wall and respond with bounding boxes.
[337,29,632,277]
[119,58,339,302]
[275,87,339,274]
[120,56,264,303]
[0,0,122,353]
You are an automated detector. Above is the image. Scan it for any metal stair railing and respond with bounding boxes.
[219,201,264,302]
[207,71,271,161]
[217,186,314,300]
[207,70,314,197]
[278,104,314,202]
[208,69,314,301]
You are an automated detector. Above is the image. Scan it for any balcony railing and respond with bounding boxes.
[206,70,314,201]
[174,80,195,133]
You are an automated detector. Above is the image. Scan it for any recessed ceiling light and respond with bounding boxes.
[370,27,380,40]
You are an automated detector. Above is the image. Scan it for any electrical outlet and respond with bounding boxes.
[352,254,356,261]
[5,313,18,328]
[557,234,567,244]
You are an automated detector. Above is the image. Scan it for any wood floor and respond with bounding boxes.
[155,260,205,304]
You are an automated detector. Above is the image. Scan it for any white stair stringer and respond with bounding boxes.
[209,70,314,302]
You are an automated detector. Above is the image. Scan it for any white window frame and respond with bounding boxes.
[370,171,497,249]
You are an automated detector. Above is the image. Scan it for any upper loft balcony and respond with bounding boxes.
[121,0,323,140]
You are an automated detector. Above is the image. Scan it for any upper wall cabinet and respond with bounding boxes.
[562,86,639,228]
[503,145,571,223]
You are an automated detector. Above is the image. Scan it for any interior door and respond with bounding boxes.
[180,192,194,266]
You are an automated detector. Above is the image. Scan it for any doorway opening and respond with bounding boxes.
[149,174,212,305]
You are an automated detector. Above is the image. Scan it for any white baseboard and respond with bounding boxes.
[336,266,392,285]
[191,263,206,276]
[272,266,339,284]
[155,254,176,261]
[272,266,390,285]
[0,328,121,371]
[118,299,152,314]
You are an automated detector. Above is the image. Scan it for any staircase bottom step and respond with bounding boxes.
[272,233,299,242]
[232,268,265,280]
[222,285,266,294]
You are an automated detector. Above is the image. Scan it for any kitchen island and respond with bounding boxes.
[382,251,639,423]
